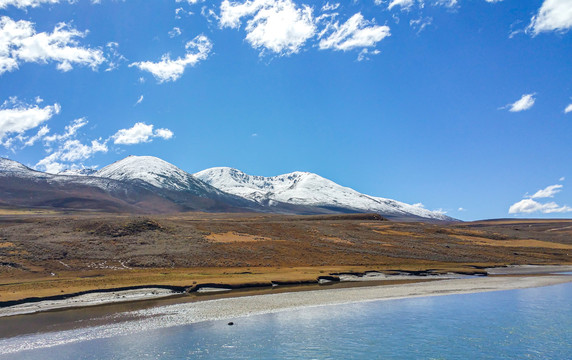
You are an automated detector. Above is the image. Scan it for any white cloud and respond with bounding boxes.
[36,138,108,173]
[387,0,415,11]
[319,13,390,52]
[135,95,144,106]
[565,103,572,114]
[175,0,203,4]
[509,183,572,214]
[321,2,339,11]
[23,125,49,147]
[129,35,211,82]
[560,177,566,181]
[410,17,432,34]
[0,0,61,9]
[43,117,87,143]
[357,48,380,61]
[433,208,447,215]
[169,27,182,38]
[509,198,572,214]
[412,202,424,208]
[0,97,60,145]
[111,122,173,145]
[34,118,108,173]
[458,207,466,211]
[504,93,536,112]
[528,0,572,35]
[0,16,105,75]
[435,0,458,8]
[220,0,316,56]
[529,184,563,199]
[104,42,126,72]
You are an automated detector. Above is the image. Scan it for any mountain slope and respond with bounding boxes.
[195,167,453,221]
[94,156,261,212]
[0,158,182,213]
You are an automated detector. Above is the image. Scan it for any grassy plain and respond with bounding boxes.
[1,212,571,303]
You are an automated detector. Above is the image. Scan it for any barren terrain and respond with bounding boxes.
[1,212,571,304]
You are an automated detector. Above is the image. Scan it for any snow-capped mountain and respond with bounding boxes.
[1,156,454,220]
[93,155,261,211]
[195,167,452,221]
[0,157,182,213]
[95,156,217,196]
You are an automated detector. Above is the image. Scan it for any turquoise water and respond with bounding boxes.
[3,282,572,360]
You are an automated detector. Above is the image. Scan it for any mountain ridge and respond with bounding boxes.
[0,156,454,221]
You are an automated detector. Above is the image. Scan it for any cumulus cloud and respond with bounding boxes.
[220,0,316,56]
[509,199,572,214]
[528,184,563,199]
[509,183,572,215]
[129,35,211,82]
[528,0,572,35]
[503,93,536,112]
[319,13,390,52]
[0,16,105,75]
[565,103,572,114]
[0,97,60,146]
[111,122,173,145]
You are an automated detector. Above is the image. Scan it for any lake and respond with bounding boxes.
[1,281,571,359]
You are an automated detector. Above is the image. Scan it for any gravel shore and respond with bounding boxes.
[1,273,571,355]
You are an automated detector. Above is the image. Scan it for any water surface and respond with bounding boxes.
[2,282,571,359]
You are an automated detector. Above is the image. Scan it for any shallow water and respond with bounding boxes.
[2,282,572,359]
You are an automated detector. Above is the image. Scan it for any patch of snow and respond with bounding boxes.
[195,167,450,220]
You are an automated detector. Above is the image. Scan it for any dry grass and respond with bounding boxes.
[1,213,571,303]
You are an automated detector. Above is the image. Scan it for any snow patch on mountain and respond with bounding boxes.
[195,167,450,220]
[58,168,98,176]
[94,155,217,194]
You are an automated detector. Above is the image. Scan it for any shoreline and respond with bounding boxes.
[1,273,571,355]
[1,264,572,319]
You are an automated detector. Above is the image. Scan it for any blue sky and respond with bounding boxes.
[1,0,571,220]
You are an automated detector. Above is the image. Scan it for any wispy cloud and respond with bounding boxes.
[0,16,105,75]
[168,27,182,38]
[527,0,572,35]
[129,35,212,82]
[387,0,415,11]
[319,13,390,53]
[565,103,572,114]
[35,118,108,173]
[503,93,536,112]
[135,95,144,106]
[528,184,563,199]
